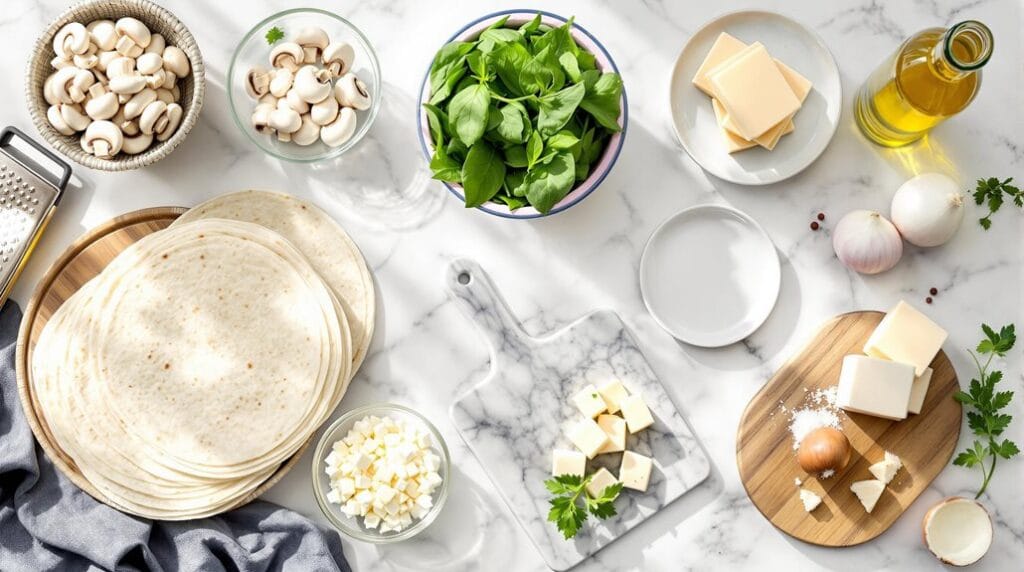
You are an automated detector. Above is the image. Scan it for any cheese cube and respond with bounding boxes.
[619,451,653,492]
[597,380,631,414]
[864,300,948,376]
[868,451,902,485]
[837,355,914,421]
[620,395,655,433]
[326,489,341,504]
[850,480,885,513]
[572,384,607,418]
[551,449,586,477]
[375,485,396,505]
[352,452,372,471]
[568,418,610,458]
[596,414,627,454]
[799,489,822,512]
[908,368,932,415]
[709,44,802,140]
[364,513,381,529]
[691,32,748,95]
[585,467,619,498]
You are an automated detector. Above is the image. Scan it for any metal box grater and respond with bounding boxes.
[0,126,71,307]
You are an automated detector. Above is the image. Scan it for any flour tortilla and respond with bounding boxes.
[172,190,375,376]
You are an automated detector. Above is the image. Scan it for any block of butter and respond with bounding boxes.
[837,355,915,420]
[708,44,802,140]
[864,301,948,376]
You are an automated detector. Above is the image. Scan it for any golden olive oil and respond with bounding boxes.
[855,21,993,147]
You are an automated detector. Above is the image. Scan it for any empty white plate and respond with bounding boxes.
[640,205,780,347]
[668,11,841,185]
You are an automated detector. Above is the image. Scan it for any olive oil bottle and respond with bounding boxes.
[855,21,993,147]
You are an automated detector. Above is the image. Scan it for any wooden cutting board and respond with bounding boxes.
[447,259,711,571]
[736,311,961,546]
[15,207,310,513]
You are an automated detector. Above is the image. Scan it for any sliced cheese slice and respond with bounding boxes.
[851,480,885,513]
[712,98,757,153]
[691,32,748,95]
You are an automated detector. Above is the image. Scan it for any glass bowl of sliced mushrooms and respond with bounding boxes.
[228,8,381,162]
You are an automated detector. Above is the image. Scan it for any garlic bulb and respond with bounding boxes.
[833,210,903,274]
[891,173,965,247]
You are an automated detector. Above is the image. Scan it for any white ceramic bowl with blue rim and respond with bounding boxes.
[417,10,628,219]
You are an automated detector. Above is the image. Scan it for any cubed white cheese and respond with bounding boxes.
[868,451,902,485]
[597,380,630,414]
[551,449,586,477]
[864,300,948,376]
[837,355,914,420]
[568,418,610,459]
[585,467,619,498]
[596,414,626,454]
[326,489,341,504]
[572,384,607,418]
[799,489,822,512]
[851,480,885,513]
[364,513,381,529]
[620,395,655,433]
[619,451,653,492]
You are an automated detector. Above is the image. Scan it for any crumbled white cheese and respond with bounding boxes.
[868,451,902,485]
[799,489,822,512]
[323,415,443,533]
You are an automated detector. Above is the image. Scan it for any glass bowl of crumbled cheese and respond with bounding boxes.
[312,403,450,542]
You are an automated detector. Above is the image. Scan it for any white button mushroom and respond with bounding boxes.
[43,73,62,106]
[49,56,74,70]
[155,103,182,141]
[136,52,162,75]
[285,89,310,114]
[310,95,339,126]
[251,103,275,135]
[114,17,151,57]
[145,69,167,90]
[68,68,96,102]
[322,42,355,78]
[245,67,271,99]
[122,132,153,154]
[334,72,371,110]
[294,27,329,64]
[269,42,304,71]
[145,33,166,55]
[123,88,157,120]
[268,106,302,134]
[138,100,168,134]
[87,20,117,51]
[96,50,119,73]
[258,93,279,108]
[293,65,332,104]
[85,85,119,120]
[60,103,91,131]
[80,120,124,157]
[105,56,135,79]
[121,119,140,136]
[109,74,146,95]
[73,44,99,70]
[162,46,190,78]
[155,88,174,104]
[46,105,75,135]
[320,106,357,147]
[53,22,90,59]
[292,114,320,146]
[268,68,294,98]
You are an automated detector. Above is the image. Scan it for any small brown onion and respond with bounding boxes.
[797,427,851,474]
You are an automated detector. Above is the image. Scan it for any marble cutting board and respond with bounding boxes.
[447,259,711,571]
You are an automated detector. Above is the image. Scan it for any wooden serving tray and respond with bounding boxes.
[15,207,310,516]
[736,311,961,546]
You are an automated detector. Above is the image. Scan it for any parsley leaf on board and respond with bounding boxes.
[545,474,622,540]
[952,323,1019,498]
[972,177,1021,229]
[265,27,285,45]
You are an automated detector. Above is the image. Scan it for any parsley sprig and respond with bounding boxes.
[973,177,1021,230]
[545,474,622,539]
[953,324,1020,497]
[265,26,285,45]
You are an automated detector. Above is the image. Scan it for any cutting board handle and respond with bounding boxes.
[446,259,530,357]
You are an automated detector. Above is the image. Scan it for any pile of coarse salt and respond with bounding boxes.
[787,387,839,451]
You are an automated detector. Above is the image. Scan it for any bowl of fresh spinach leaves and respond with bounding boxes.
[418,10,627,219]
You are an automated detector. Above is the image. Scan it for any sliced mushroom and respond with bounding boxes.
[245,66,271,98]
[334,73,371,110]
[122,132,153,154]
[123,88,157,119]
[81,120,124,158]
[320,106,356,147]
[109,74,146,95]
[295,27,329,63]
[292,114,320,145]
[322,42,355,78]
[105,56,135,79]
[53,22,90,59]
[293,65,332,104]
[114,17,152,56]
[96,50,119,72]
[46,105,75,135]
[310,95,339,126]
[285,89,310,114]
[60,103,91,131]
[87,20,117,51]
[269,42,303,71]
[268,68,294,98]
[138,100,168,134]
[268,107,302,134]
[85,87,119,120]
[162,46,190,77]
[136,52,163,75]
[155,103,182,141]
[145,33,166,55]
[251,103,275,134]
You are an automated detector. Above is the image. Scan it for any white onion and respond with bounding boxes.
[832,210,903,274]
[890,173,965,247]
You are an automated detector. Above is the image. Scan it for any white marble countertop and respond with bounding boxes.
[4,0,1022,570]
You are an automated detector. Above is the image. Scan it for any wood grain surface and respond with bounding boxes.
[736,311,962,547]
[15,207,311,516]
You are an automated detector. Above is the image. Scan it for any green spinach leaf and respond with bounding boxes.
[449,84,491,146]
[538,83,585,136]
[580,72,623,131]
[461,142,506,207]
[522,152,576,213]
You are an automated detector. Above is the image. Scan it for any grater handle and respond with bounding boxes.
[0,126,72,192]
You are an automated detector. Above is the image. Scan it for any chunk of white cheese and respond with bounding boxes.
[837,355,914,421]
[799,489,822,512]
[908,368,932,415]
[868,451,902,485]
[851,480,885,513]
[551,449,586,477]
[568,418,610,459]
[620,394,655,433]
[596,380,630,414]
[619,451,653,492]
[864,300,948,376]
[585,467,619,498]
[596,414,627,454]
[572,384,608,419]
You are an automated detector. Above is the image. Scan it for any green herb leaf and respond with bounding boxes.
[559,52,581,83]
[449,84,491,147]
[494,102,528,144]
[429,41,475,103]
[422,103,447,148]
[544,473,621,540]
[526,130,544,170]
[461,141,505,207]
[972,177,1021,229]
[265,27,284,45]
[538,83,586,136]
[522,151,575,213]
[428,145,462,183]
[580,72,624,131]
[519,13,542,35]
[546,130,580,150]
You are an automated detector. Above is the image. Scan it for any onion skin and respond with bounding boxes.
[833,210,903,274]
[891,173,965,247]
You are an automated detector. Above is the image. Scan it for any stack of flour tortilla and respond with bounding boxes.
[30,191,374,520]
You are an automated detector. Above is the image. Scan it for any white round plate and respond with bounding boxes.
[640,205,781,347]
[668,11,841,185]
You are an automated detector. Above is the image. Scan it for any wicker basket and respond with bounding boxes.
[25,0,205,171]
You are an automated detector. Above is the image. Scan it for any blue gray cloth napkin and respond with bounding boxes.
[0,301,353,572]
